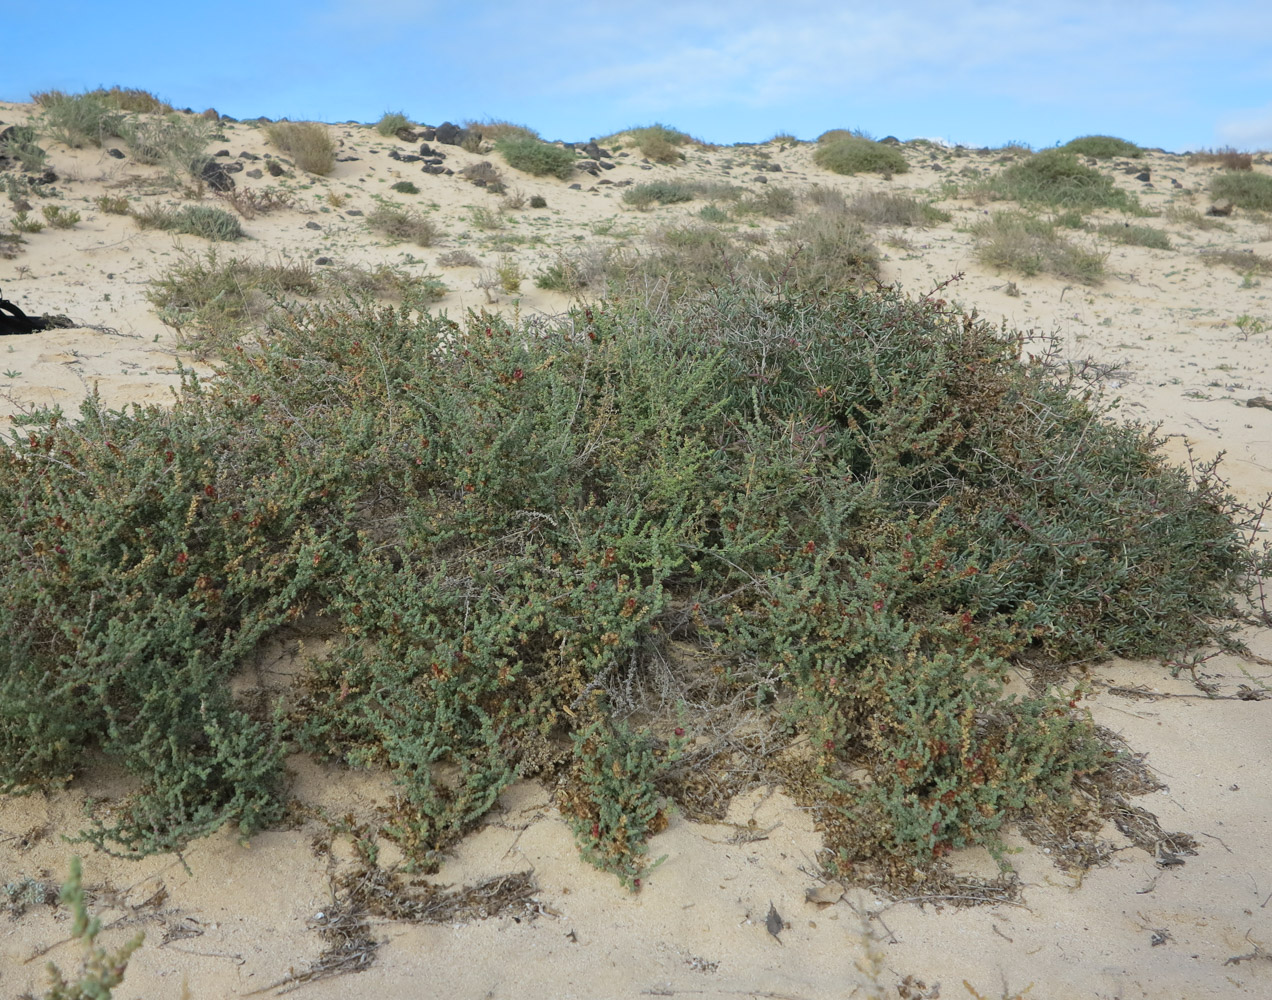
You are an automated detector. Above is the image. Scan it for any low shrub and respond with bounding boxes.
[117,114,214,177]
[366,205,441,245]
[814,136,909,176]
[1096,222,1172,250]
[11,211,43,233]
[266,122,336,176]
[601,124,695,164]
[437,249,480,268]
[37,91,124,148]
[0,124,48,171]
[734,185,798,218]
[497,136,576,179]
[391,180,420,195]
[847,191,950,227]
[41,204,79,229]
[972,211,1106,283]
[529,195,547,209]
[464,119,540,143]
[978,150,1142,212]
[622,181,697,209]
[1210,170,1272,211]
[1199,248,1272,275]
[217,186,293,219]
[95,194,131,215]
[376,111,411,136]
[133,203,244,241]
[1062,135,1143,159]
[1188,148,1253,171]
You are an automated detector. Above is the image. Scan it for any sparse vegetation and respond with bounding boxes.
[266,121,336,176]
[1062,135,1143,159]
[972,211,1107,283]
[734,185,798,218]
[1199,248,1272,275]
[497,136,576,179]
[95,194,131,215]
[12,211,43,233]
[465,119,540,143]
[36,91,124,148]
[218,185,294,219]
[602,124,694,164]
[437,249,480,268]
[117,114,214,177]
[1210,170,1272,211]
[814,135,909,176]
[0,124,48,171]
[391,180,420,195]
[41,204,79,229]
[1189,148,1254,171]
[847,191,950,227]
[366,204,441,245]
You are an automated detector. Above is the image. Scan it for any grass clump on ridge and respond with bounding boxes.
[266,121,336,176]
[375,111,411,136]
[1210,170,1272,211]
[497,135,576,179]
[1062,135,1143,159]
[0,268,1261,893]
[622,181,697,209]
[972,211,1106,283]
[602,124,694,164]
[976,149,1144,212]
[814,135,909,176]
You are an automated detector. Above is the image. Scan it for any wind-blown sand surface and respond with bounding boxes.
[2,102,1270,999]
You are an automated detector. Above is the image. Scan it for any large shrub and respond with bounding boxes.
[497,136,576,179]
[0,277,1260,887]
[814,136,909,176]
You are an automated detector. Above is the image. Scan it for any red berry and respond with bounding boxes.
[674,727,685,738]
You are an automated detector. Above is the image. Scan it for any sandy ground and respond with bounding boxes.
[2,102,1271,999]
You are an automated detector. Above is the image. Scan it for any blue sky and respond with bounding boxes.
[3,1,1270,151]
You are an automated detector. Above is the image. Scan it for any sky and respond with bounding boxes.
[3,1,1271,152]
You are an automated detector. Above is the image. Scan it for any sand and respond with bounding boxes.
[1,103,1270,999]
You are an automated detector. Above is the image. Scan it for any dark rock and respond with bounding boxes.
[34,169,57,186]
[444,168,453,176]
[315,256,333,265]
[399,154,421,163]
[569,183,582,190]
[1171,178,1183,188]
[222,161,244,174]
[418,143,436,156]
[418,127,436,141]
[336,156,360,162]
[345,208,363,216]
[422,164,446,175]
[435,121,467,146]
[305,221,322,230]
[200,159,235,192]
[1207,203,1234,217]
[1135,170,1151,182]
[202,109,220,121]
[599,160,615,170]
[245,168,264,179]
[581,141,604,160]
[107,147,126,159]
[220,115,238,123]
[472,178,487,188]
[240,151,260,160]
[267,160,285,177]
[394,126,417,142]
[930,163,944,171]
[754,175,768,183]
[880,136,901,145]
[215,149,231,157]
[764,163,782,172]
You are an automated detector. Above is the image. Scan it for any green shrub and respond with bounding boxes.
[1210,170,1272,211]
[1097,223,1172,250]
[697,203,730,223]
[366,205,440,245]
[602,124,694,163]
[117,114,213,176]
[978,150,1143,212]
[95,194,131,215]
[465,119,540,143]
[266,122,336,176]
[1,275,1258,886]
[529,195,547,209]
[133,203,244,241]
[972,211,1106,283]
[376,111,411,136]
[1062,135,1143,159]
[497,136,576,179]
[814,136,909,176]
[41,205,79,229]
[391,180,420,195]
[38,92,124,148]
[734,185,797,218]
[622,181,696,209]
[0,124,48,171]
[12,211,43,233]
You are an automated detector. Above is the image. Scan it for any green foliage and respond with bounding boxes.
[117,114,214,176]
[95,194,130,215]
[39,858,144,999]
[42,204,80,229]
[979,150,1143,212]
[465,119,540,143]
[497,136,576,179]
[622,181,697,209]
[814,137,909,176]
[529,194,547,209]
[561,719,670,889]
[376,111,411,136]
[1062,135,1143,158]
[972,211,1106,283]
[391,180,420,195]
[602,124,694,163]
[12,210,44,233]
[266,122,335,176]
[734,185,797,218]
[1096,223,1172,250]
[1,274,1260,884]
[0,123,48,170]
[38,92,124,148]
[1210,170,1272,211]
[132,203,244,241]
